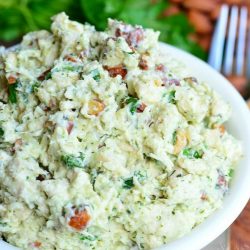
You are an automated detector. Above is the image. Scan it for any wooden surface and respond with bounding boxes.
[230,201,250,250]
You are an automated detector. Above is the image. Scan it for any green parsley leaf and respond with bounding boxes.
[167,90,176,104]
[31,82,40,93]
[80,235,97,241]
[123,177,134,189]
[172,131,177,145]
[91,69,101,81]
[125,96,139,115]
[8,83,17,103]
[0,128,4,138]
[228,169,234,178]
[61,152,85,169]
[183,148,203,159]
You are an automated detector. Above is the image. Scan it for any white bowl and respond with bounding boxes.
[1,43,250,250]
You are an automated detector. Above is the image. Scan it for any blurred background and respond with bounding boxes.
[0,0,250,98]
[0,0,250,249]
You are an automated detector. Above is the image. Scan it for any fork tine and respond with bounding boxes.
[235,6,248,75]
[247,25,250,79]
[208,5,229,71]
[223,6,238,75]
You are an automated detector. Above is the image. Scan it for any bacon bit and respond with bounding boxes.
[7,76,17,84]
[103,65,127,79]
[183,77,198,84]
[30,241,42,248]
[88,99,105,116]
[213,124,226,134]
[64,55,77,62]
[13,139,22,152]
[139,58,148,70]
[115,26,144,48]
[168,78,180,86]
[36,174,46,181]
[218,125,225,134]
[217,175,227,187]
[66,121,74,135]
[44,121,55,132]
[68,209,91,231]
[155,64,166,71]
[127,28,144,47]
[48,99,57,110]
[200,192,208,201]
[38,68,51,81]
[136,103,147,113]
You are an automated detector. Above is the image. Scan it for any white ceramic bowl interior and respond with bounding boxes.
[1,43,250,250]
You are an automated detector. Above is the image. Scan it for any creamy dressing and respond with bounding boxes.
[0,13,242,250]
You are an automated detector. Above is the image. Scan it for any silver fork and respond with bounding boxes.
[208,5,250,82]
[206,5,250,250]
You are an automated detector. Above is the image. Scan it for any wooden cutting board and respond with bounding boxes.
[230,201,250,250]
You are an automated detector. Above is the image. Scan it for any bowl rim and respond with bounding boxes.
[1,43,250,250]
[156,43,250,250]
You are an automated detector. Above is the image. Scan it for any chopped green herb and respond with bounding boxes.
[80,235,97,241]
[45,71,52,80]
[228,169,234,178]
[123,177,134,189]
[203,117,210,128]
[125,96,139,115]
[0,128,4,137]
[183,148,204,159]
[167,90,176,104]
[62,65,82,72]
[8,83,17,103]
[91,69,101,81]
[61,152,85,168]
[172,131,177,145]
[31,82,40,92]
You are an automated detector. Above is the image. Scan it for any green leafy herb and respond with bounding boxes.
[8,83,17,103]
[228,169,234,178]
[123,177,134,189]
[0,127,4,138]
[91,69,101,81]
[61,152,85,168]
[80,235,97,241]
[45,71,52,80]
[62,65,82,72]
[80,0,206,59]
[0,0,206,59]
[167,90,176,104]
[125,96,139,115]
[172,130,177,145]
[0,0,76,42]
[31,82,40,92]
[183,148,204,159]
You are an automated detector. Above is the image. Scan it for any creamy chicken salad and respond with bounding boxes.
[0,13,242,250]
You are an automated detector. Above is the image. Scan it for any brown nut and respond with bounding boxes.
[188,10,213,34]
[163,4,181,17]
[227,75,247,97]
[173,130,187,155]
[197,35,212,51]
[183,0,216,12]
[88,99,105,116]
[210,4,222,21]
